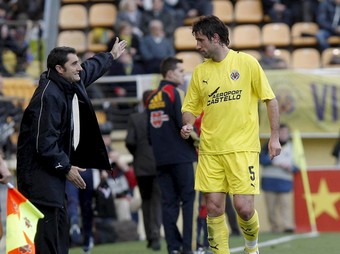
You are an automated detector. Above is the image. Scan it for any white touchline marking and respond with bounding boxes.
[230,231,320,253]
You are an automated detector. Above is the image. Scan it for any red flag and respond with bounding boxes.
[294,170,340,232]
[6,184,44,254]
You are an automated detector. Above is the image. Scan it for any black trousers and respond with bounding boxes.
[157,163,196,253]
[137,175,162,242]
[34,203,69,254]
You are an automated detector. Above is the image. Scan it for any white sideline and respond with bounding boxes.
[230,231,320,253]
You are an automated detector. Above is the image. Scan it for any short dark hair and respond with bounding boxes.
[160,57,183,78]
[47,46,76,70]
[192,15,230,46]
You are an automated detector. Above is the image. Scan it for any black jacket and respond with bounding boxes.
[147,80,197,166]
[17,52,113,207]
[125,111,157,177]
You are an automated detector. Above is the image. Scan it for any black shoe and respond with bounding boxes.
[151,240,161,251]
[147,240,152,248]
[284,228,294,233]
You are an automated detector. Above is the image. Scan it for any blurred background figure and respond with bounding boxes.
[0,3,30,76]
[115,0,144,38]
[260,124,299,233]
[140,0,176,39]
[259,45,288,70]
[0,73,23,159]
[315,0,340,52]
[108,21,141,62]
[262,0,294,26]
[139,19,175,73]
[331,130,340,166]
[106,50,145,98]
[125,89,162,251]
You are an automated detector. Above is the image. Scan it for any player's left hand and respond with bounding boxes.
[268,138,281,160]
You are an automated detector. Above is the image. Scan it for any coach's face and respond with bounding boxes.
[56,53,83,83]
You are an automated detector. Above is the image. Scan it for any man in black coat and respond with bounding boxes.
[16,38,127,254]
[125,90,162,251]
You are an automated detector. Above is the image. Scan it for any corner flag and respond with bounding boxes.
[6,183,44,254]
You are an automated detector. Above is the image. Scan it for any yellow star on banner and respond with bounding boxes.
[310,178,340,220]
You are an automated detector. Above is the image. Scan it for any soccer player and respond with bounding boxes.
[180,16,281,254]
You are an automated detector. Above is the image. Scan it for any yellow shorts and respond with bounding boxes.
[195,152,260,195]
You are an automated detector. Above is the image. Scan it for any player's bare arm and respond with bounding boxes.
[266,98,281,159]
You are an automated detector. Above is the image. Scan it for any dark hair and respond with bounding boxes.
[47,46,77,70]
[192,15,230,46]
[160,57,183,78]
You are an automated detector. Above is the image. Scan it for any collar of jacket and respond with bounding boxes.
[160,79,179,88]
[43,68,77,94]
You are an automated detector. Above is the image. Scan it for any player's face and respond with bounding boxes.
[194,31,215,59]
[170,63,185,85]
[58,53,83,83]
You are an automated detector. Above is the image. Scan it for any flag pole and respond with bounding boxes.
[292,129,318,233]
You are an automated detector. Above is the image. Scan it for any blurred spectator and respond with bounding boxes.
[107,21,141,62]
[163,0,188,27]
[140,0,176,39]
[115,0,143,38]
[181,0,213,21]
[0,73,23,159]
[262,0,294,26]
[6,0,44,21]
[260,123,298,233]
[0,153,12,240]
[0,3,30,76]
[259,45,288,70]
[331,130,340,166]
[125,90,162,251]
[139,19,175,73]
[107,150,140,223]
[290,0,319,23]
[315,0,340,52]
[106,50,145,97]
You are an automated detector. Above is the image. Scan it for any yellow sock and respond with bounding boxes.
[207,214,229,254]
[237,210,259,253]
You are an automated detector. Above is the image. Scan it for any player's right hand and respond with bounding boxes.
[181,124,193,139]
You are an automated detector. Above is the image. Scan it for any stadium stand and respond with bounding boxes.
[291,22,318,47]
[231,24,262,49]
[234,0,263,24]
[291,48,321,69]
[174,26,197,51]
[57,30,87,53]
[213,0,234,24]
[88,3,117,28]
[58,4,88,30]
[175,51,204,73]
[262,23,291,47]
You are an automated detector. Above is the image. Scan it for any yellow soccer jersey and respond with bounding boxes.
[182,50,275,154]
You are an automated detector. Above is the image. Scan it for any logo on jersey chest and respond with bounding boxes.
[150,110,169,128]
[230,70,240,81]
